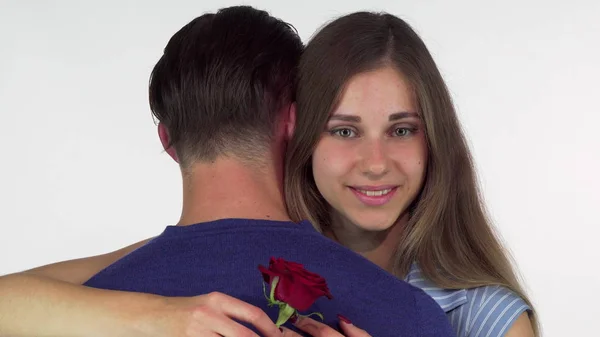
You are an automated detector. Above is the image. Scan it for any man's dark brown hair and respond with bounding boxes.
[149,6,303,166]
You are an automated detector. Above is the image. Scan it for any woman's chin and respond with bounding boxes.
[350,214,397,232]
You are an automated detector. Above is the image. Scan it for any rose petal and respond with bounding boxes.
[260,257,333,311]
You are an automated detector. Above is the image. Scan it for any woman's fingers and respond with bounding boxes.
[292,315,372,337]
[337,316,371,337]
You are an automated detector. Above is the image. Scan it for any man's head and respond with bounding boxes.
[149,6,303,168]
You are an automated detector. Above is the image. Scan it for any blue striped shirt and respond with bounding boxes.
[406,264,530,337]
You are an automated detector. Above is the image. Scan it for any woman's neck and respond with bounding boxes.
[327,212,409,273]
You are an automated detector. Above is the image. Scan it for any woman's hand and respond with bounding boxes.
[138,291,286,337]
[289,315,371,337]
[137,293,369,337]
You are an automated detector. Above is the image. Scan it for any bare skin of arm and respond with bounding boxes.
[0,238,153,337]
[21,237,153,284]
[0,273,166,337]
[505,313,536,337]
[0,238,287,337]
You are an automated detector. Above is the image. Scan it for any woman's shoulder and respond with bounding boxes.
[457,285,530,337]
[406,264,530,337]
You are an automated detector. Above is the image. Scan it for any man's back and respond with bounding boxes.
[84,219,454,337]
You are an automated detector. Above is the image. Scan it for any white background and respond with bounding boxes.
[1,0,598,335]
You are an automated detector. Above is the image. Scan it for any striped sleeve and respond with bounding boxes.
[463,285,530,337]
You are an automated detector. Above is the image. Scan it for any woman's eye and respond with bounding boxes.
[332,128,356,138]
[393,127,412,137]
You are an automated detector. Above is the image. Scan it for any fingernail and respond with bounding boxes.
[289,313,298,324]
[279,327,284,333]
[337,314,352,324]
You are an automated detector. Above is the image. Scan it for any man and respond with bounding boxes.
[0,6,455,337]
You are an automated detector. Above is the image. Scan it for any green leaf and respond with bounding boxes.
[269,276,279,303]
[303,311,324,321]
[275,303,297,327]
[262,282,270,301]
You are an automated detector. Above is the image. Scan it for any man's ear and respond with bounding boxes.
[286,102,296,140]
[158,123,179,163]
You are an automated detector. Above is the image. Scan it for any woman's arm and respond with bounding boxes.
[0,238,283,337]
[0,238,152,337]
[505,313,535,337]
[21,237,153,284]
[465,285,535,337]
[0,236,152,336]
[0,272,164,337]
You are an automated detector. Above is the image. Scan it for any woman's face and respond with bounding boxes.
[312,66,428,232]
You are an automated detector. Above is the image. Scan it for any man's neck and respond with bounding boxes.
[176,156,290,226]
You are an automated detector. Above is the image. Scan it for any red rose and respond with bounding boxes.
[258,257,333,311]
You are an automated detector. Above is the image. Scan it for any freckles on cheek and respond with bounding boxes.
[314,148,346,179]
[312,147,330,178]
[312,148,328,165]
[313,141,336,164]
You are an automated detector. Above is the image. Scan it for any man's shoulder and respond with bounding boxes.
[82,219,456,336]
[411,286,457,336]
[82,219,339,284]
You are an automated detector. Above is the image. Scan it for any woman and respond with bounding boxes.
[0,11,537,337]
[285,12,537,337]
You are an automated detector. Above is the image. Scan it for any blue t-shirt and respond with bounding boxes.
[84,219,455,337]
